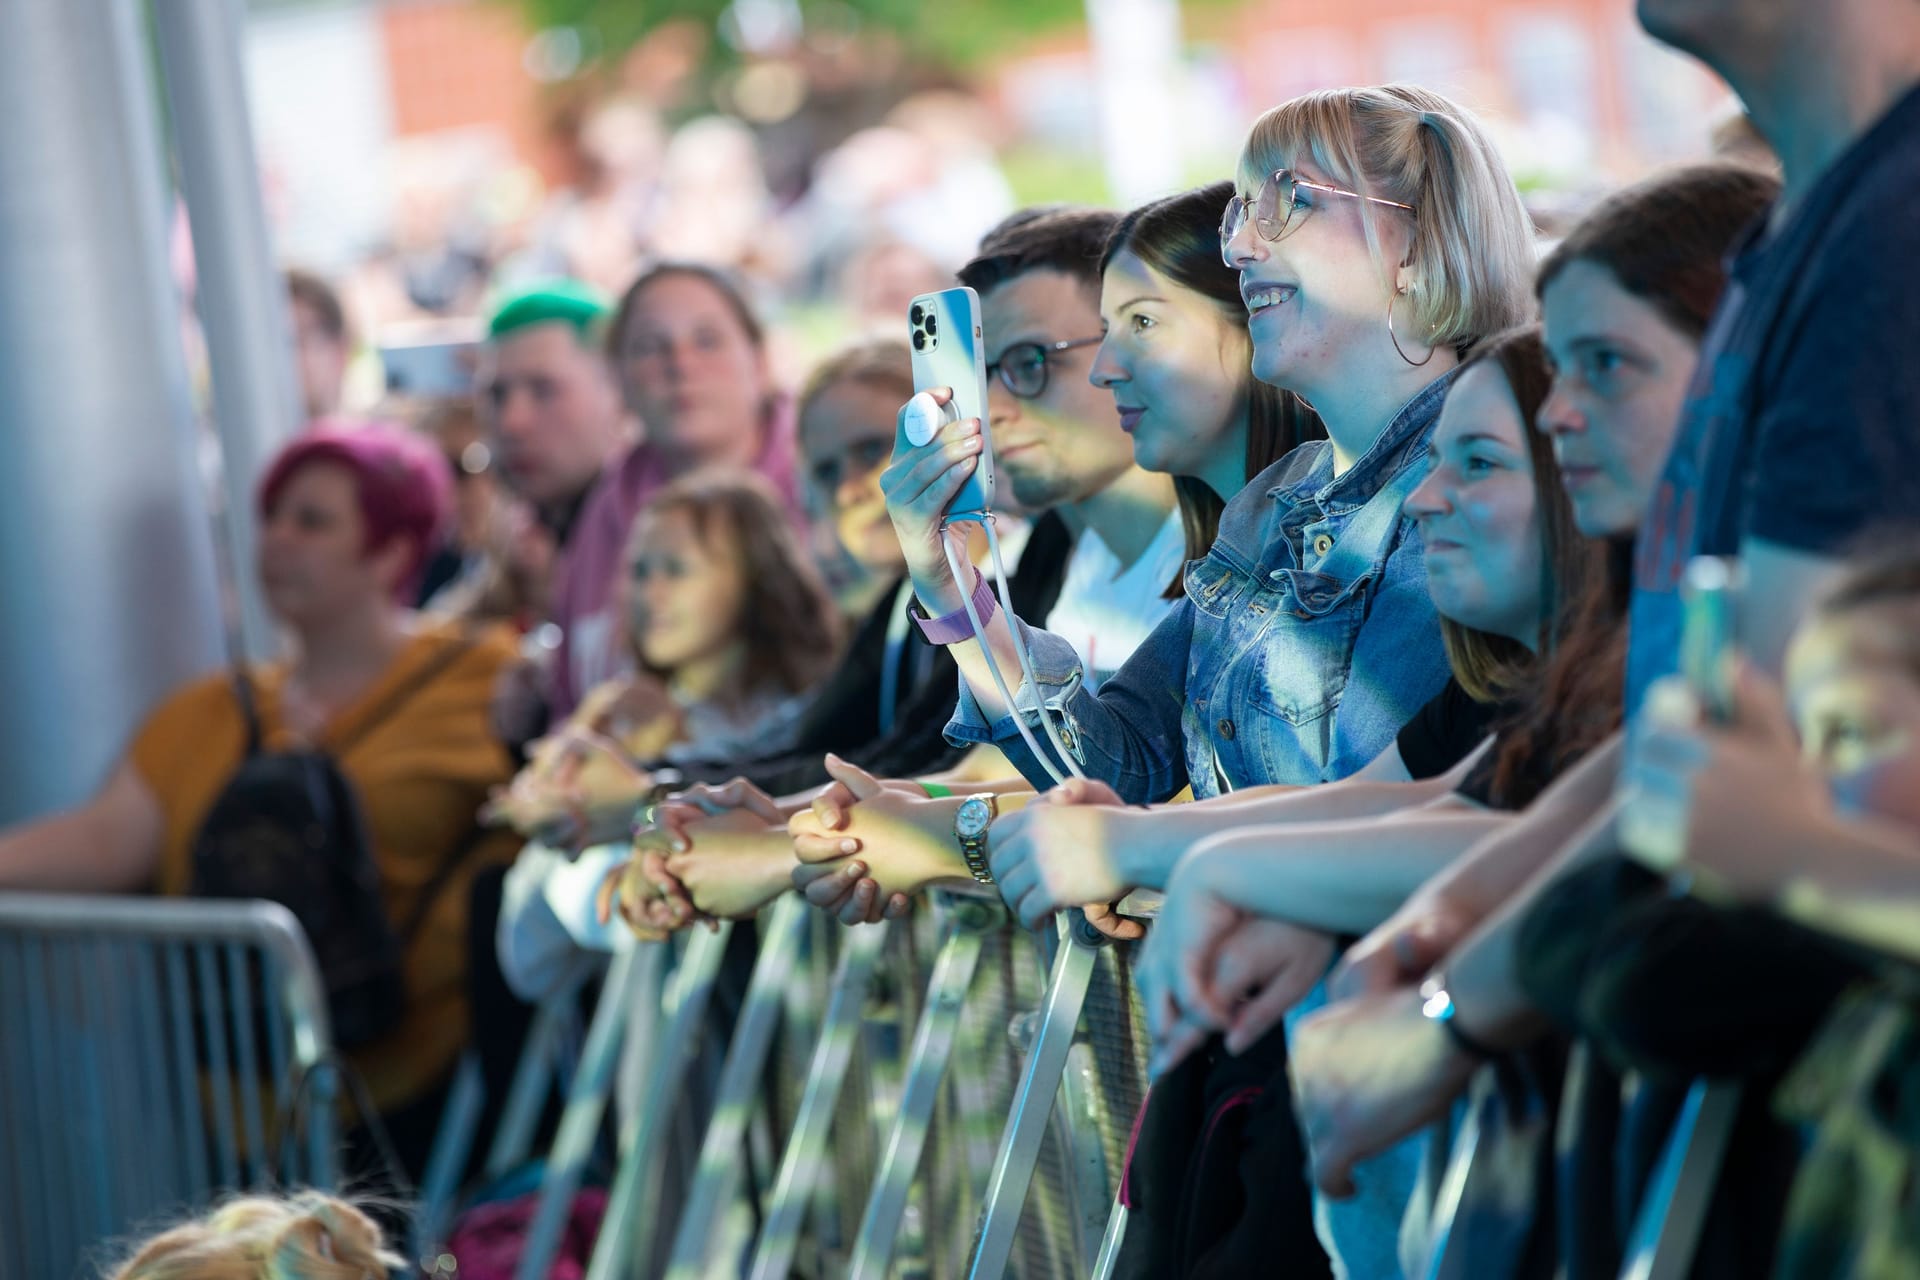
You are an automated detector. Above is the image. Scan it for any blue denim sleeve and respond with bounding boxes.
[944,603,1196,802]
[1325,525,1455,779]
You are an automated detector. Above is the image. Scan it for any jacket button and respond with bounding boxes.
[1313,533,1334,556]
[1217,718,1236,741]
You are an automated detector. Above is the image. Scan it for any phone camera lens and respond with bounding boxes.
[925,314,938,336]
[910,304,925,325]
[912,331,926,350]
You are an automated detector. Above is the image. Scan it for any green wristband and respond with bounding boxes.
[918,781,954,800]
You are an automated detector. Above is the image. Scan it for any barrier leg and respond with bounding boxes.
[748,919,892,1280]
[847,897,1000,1280]
[1619,1080,1741,1280]
[415,1052,484,1257]
[965,911,1104,1279]
[584,922,734,1280]
[1089,1195,1127,1280]
[512,943,651,1280]
[665,898,811,1277]
[1420,1104,1483,1279]
[487,957,597,1178]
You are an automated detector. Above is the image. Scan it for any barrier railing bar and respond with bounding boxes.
[666,896,812,1277]
[847,896,999,1279]
[966,910,1105,1279]
[748,918,892,1280]
[511,942,646,1280]
[1618,1079,1742,1280]
[585,922,732,1280]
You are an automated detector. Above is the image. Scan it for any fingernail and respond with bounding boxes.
[671,838,688,852]
[840,839,858,853]
[843,865,861,880]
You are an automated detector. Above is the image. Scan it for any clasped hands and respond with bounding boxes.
[598,753,1159,938]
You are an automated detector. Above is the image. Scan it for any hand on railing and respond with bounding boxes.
[1289,985,1480,1199]
[599,779,793,935]
[1136,875,1333,1078]
[1328,890,1473,1004]
[789,758,975,924]
[482,726,652,848]
[987,775,1142,934]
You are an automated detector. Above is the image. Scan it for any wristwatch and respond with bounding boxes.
[953,794,999,884]
[1419,973,1498,1060]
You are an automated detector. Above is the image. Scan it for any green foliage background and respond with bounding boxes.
[495,0,1237,71]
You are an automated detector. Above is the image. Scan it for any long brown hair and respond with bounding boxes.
[1102,182,1326,597]
[627,469,841,697]
[1484,163,1779,808]
[1438,326,1605,704]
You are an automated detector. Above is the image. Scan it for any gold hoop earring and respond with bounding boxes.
[1387,286,1436,368]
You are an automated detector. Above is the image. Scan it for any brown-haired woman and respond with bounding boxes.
[1273,162,1783,1232]
[1093,181,1326,596]
[486,469,840,840]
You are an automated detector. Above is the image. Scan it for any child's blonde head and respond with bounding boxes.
[106,1192,403,1280]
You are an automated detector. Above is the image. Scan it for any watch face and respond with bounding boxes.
[955,796,993,839]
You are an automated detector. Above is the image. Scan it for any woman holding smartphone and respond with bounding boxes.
[883,85,1532,803]
[876,84,1535,1274]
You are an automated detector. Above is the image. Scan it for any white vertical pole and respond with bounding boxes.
[0,0,224,821]
[1085,0,1187,207]
[152,0,303,662]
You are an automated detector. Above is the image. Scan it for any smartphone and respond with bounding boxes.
[380,336,482,398]
[1620,554,1746,874]
[905,287,995,520]
[1678,555,1744,723]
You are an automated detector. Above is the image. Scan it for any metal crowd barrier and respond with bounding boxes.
[1618,1080,1741,1280]
[0,893,338,1280]
[485,886,1150,1280]
[1413,1068,1743,1280]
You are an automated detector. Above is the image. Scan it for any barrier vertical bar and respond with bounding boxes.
[846,896,1001,1280]
[1618,1080,1742,1280]
[665,897,811,1276]
[585,922,734,1280]
[512,943,646,1280]
[748,919,891,1280]
[966,911,1106,1278]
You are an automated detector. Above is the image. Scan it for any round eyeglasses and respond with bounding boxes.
[1219,169,1417,265]
[985,335,1104,400]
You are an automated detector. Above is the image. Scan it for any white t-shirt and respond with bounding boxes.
[1042,508,1186,690]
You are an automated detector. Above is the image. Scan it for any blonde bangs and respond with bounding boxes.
[1234,84,1536,351]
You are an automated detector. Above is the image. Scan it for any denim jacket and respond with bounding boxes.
[949,372,1456,800]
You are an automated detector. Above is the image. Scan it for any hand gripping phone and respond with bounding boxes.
[902,288,995,519]
[900,287,1083,785]
[1620,555,1746,874]
[1678,555,1744,724]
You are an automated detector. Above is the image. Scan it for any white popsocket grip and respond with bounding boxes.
[901,391,957,447]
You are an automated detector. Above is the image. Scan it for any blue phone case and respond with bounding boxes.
[905,287,995,518]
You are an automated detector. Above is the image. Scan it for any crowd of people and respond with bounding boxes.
[12,0,1920,1274]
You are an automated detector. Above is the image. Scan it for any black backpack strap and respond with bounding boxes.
[229,666,266,757]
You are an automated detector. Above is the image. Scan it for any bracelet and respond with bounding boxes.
[1418,974,1500,1060]
[910,572,998,645]
[918,782,954,799]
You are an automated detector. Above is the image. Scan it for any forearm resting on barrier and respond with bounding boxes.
[0,761,163,894]
[1169,798,1516,938]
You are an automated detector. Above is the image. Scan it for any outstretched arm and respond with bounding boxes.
[0,761,165,894]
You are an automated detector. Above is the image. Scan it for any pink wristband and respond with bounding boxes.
[912,571,998,644]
